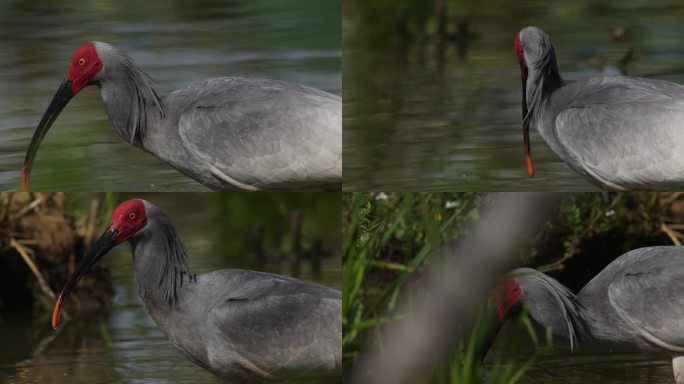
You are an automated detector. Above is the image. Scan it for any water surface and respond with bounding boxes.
[496,335,676,384]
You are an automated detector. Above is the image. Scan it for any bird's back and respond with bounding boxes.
[160,77,341,191]
[578,246,684,352]
[172,269,341,381]
[542,76,684,189]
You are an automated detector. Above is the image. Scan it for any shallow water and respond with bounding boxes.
[0,193,342,383]
[0,0,341,191]
[500,338,675,384]
[343,0,684,191]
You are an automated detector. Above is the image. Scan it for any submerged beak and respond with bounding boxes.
[479,316,505,362]
[22,79,74,192]
[51,228,118,329]
[480,302,521,362]
[520,68,534,177]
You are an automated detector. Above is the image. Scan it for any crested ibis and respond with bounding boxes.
[23,42,341,191]
[496,246,684,383]
[51,198,341,382]
[515,26,684,190]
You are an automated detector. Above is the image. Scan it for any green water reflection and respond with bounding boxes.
[0,0,341,191]
[0,193,341,383]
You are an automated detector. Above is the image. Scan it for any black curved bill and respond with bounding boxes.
[22,78,74,192]
[51,228,118,329]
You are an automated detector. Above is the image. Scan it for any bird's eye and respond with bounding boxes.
[129,212,136,220]
[78,58,86,66]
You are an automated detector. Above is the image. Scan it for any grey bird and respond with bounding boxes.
[51,198,342,383]
[495,246,684,383]
[515,26,684,190]
[22,42,341,191]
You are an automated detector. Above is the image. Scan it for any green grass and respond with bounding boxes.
[342,192,682,383]
[343,192,684,383]
[343,193,479,357]
[343,192,552,383]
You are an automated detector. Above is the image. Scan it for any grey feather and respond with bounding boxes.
[171,78,341,190]
[91,42,340,191]
[128,200,341,382]
[512,267,588,351]
[206,270,341,378]
[93,42,164,147]
[518,27,684,189]
[520,26,565,131]
[579,246,684,352]
[550,77,684,189]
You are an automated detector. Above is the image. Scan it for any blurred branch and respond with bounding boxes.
[352,193,562,384]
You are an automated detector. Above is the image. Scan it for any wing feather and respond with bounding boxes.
[607,248,684,351]
[552,77,684,189]
[207,273,341,377]
[175,78,341,190]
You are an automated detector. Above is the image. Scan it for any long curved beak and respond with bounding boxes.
[22,79,74,192]
[51,228,118,329]
[521,71,534,177]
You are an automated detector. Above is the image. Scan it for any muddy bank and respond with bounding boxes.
[0,193,113,316]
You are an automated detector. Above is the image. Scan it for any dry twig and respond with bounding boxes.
[9,238,56,301]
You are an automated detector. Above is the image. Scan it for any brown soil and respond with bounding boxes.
[0,193,112,314]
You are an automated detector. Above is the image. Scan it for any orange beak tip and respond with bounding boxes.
[526,155,535,177]
[51,295,62,329]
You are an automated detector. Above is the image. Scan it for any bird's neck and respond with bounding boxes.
[129,218,196,313]
[99,64,165,150]
[525,50,564,122]
[520,271,590,350]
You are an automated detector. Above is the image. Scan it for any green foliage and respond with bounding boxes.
[207,193,341,267]
[436,304,552,384]
[343,192,680,383]
[344,192,534,383]
[528,193,669,275]
[62,193,118,233]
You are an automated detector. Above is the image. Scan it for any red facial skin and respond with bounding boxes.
[110,199,148,243]
[496,279,521,320]
[66,43,103,95]
[514,32,527,81]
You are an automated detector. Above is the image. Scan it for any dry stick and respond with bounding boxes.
[10,238,56,301]
[15,197,43,218]
[352,193,562,384]
[661,222,682,246]
[661,192,683,205]
[11,238,71,324]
